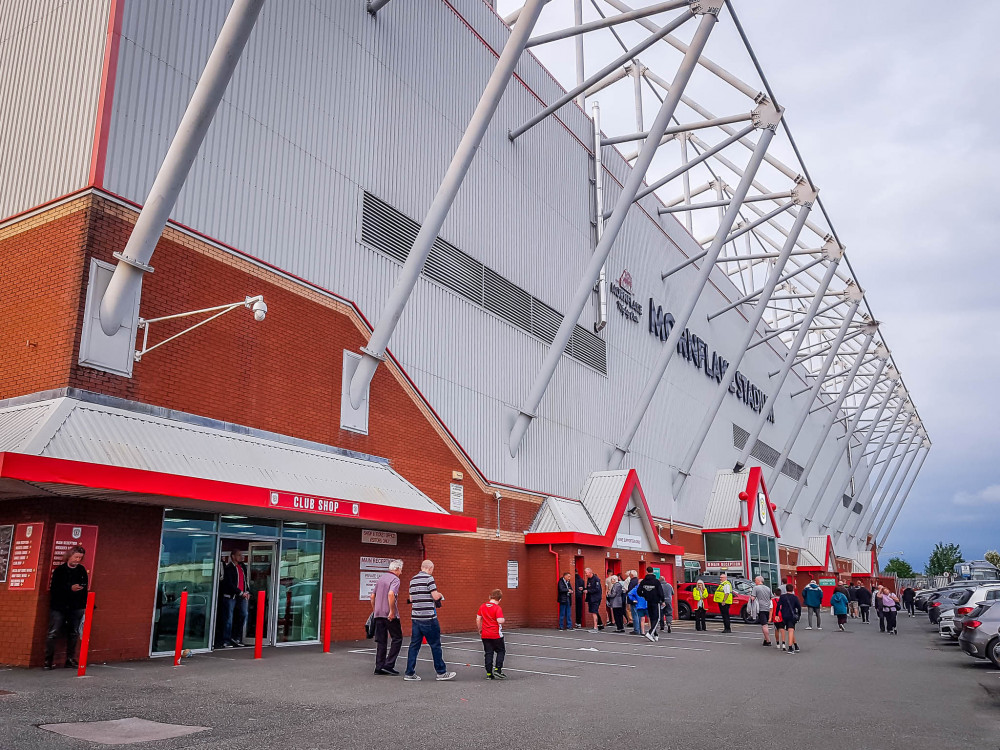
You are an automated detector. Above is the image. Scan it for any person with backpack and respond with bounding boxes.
[713,572,734,633]
[638,567,665,642]
[692,580,710,632]
[627,577,647,636]
[802,579,824,630]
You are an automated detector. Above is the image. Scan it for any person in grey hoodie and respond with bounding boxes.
[658,575,674,634]
[802,580,824,630]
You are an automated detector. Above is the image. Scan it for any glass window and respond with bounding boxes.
[220,515,279,537]
[163,509,217,533]
[704,532,743,564]
[749,534,759,559]
[276,539,323,643]
[768,537,777,563]
[281,521,324,540]
[152,531,217,653]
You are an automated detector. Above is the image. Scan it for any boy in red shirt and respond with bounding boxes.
[476,589,506,680]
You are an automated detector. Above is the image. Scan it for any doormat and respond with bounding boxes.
[39,717,208,745]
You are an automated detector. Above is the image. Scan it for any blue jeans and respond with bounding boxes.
[630,603,641,633]
[218,596,248,645]
[405,618,447,676]
[558,602,572,630]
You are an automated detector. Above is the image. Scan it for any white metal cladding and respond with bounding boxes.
[579,470,629,533]
[0,402,57,452]
[703,470,748,530]
[528,496,599,535]
[0,0,109,220]
[87,1,887,554]
[805,535,831,566]
[0,397,448,515]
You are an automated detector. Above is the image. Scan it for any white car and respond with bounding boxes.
[938,610,958,639]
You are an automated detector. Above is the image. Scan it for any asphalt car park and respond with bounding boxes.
[2,618,999,749]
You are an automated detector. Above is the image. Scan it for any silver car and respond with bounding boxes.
[958,601,1000,668]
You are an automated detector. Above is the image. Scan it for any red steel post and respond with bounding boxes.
[254,590,265,659]
[76,591,97,677]
[323,592,332,653]
[173,590,188,666]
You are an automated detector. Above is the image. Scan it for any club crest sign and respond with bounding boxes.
[610,270,643,324]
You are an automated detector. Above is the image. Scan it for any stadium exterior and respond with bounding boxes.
[0,0,929,666]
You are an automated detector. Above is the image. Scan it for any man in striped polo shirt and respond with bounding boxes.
[403,560,456,681]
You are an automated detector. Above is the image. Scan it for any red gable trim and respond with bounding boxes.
[0,452,475,534]
[525,469,683,555]
[796,535,837,572]
[703,466,781,538]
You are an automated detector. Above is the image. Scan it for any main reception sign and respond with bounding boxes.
[649,298,774,422]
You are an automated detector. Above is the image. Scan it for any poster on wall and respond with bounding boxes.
[449,483,464,512]
[359,557,392,600]
[506,561,519,589]
[8,522,44,591]
[0,524,13,583]
[49,524,99,588]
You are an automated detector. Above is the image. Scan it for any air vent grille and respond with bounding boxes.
[731,424,806,483]
[362,192,607,374]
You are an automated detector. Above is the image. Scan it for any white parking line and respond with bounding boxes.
[346,649,578,679]
[497,640,675,660]
[440,644,636,668]
[501,631,718,650]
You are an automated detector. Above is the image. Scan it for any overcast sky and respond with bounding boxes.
[501,1,1000,572]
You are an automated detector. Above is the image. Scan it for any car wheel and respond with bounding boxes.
[988,637,1000,670]
[740,606,751,623]
[678,602,692,620]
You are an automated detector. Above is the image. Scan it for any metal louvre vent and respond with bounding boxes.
[731,424,806,483]
[361,192,607,374]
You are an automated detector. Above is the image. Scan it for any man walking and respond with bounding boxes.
[217,549,250,648]
[777,583,802,653]
[659,574,674,634]
[638,567,665,642]
[584,568,604,631]
[403,560,456,681]
[856,583,872,623]
[370,559,403,675]
[802,579,823,630]
[557,572,573,630]
[901,586,916,617]
[713,572,734,633]
[752,576,773,646]
[44,545,89,670]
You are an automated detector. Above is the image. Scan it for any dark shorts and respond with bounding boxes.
[756,611,771,626]
[587,601,601,614]
[773,621,786,630]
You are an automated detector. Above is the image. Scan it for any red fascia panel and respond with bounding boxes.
[524,470,678,555]
[0,452,475,534]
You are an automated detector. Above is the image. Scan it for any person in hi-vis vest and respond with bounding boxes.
[713,573,734,633]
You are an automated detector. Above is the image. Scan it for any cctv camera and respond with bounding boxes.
[494,491,502,500]
[252,299,267,322]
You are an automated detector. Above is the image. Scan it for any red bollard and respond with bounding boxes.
[76,592,96,677]
[254,590,265,660]
[322,592,332,653]
[173,590,188,666]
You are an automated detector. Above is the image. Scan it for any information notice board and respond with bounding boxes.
[49,524,99,588]
[0,524,13,584]
[8,522,44,591]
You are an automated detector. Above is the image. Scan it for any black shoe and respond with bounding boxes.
[232,641,246,648]
[65,659,79,669]
[494,670,507,679]
[597,625,604,631]
[484,672,494,680]
[374,669,389,675]
[794,644,800,652]
[384,667,400,675]
[763,640,771,646]
[43,663,54,671]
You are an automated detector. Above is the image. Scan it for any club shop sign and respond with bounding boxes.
[610,270,643,324]
[649,299,774,422]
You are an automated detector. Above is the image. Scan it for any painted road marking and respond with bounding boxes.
[346,649,577,679]
[498,640,676,660]
[439,644,637,668]
[503,631,715,651]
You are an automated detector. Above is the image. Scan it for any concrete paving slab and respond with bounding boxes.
[38,717,208,745]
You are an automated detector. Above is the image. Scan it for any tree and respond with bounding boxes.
[926,542,963,576]
[985,550,1000,568]
[884,557,915,578]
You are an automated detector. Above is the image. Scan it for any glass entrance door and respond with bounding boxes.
[245,542,276,647]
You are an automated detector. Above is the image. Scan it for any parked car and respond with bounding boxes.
[932,584,1000,630]
[928,588,974,624]
[938,609,959,639]
[958,601,1000,668]
[676,581,754,623]
[917,583,968,612]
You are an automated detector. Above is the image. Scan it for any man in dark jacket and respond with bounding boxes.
[45,545,89,670]
[557,572,573,630]
[777,584,802,653]
[855,583,872,623]
[574,572,585,628]
[638,567,665,642]
[584,568,604,631]
[901,586,916,617]
[217,549,250,648]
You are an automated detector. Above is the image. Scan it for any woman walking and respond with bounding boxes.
[692,579,709,632]
[608,575,626,633]
[882,588,901,635]
[874,585,886,632]
[831,588,849,631]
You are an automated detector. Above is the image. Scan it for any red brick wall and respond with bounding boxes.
[0,497,161,667]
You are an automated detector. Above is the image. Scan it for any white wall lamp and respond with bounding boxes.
[134,295,267,362]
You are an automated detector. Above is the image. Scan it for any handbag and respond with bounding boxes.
[364,612,376,639]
